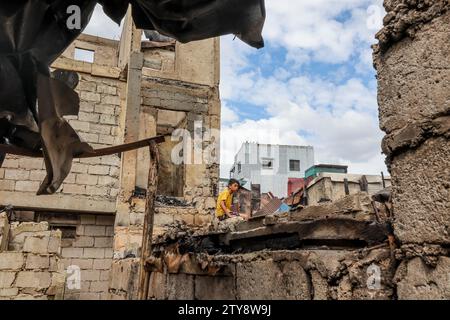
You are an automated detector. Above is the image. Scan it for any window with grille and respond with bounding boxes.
[290,160,300,171]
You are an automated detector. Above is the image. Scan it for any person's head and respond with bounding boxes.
[228,179,241,193]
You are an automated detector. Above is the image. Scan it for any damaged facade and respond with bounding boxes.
[0,1,449,301]
[0,10,220,300]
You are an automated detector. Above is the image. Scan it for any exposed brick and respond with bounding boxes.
[29,170,47,181]
[0,272,16,288]
[0,168,4,178]
[0,288,19,296]
[97,84,117,95]
[69,120,90,132]
[84,226,106,236]
[90,124,112,135]
[19,158,43,170]
[71,163,88,173]
[0,180,15,191]
[23,236,50,254]
[0,252,24,270]
[83,248,105,259]
[2,158,19,168]
[80,91,101,103]
[94,237,113,248]
[5,169,29,180]
[70,259,94,270]
[15,181,40,192]
[98,134,115,145]
[79,112,100,123]
[97,176,118,187]
[105,226,114,236]
[81,270,100,281]
[78,81,97,92]
[102,95,121,105]
[94,104,115,115]
[90,281,109,293]
[62,184,86,195]
[88,165,110,175]
[104,248,113,258]
[100,271,110,282]
[96,215,115,226]
[16,271,51,289]
[99,114,117,125]
[25,255,50,270]
[93,259,112,270]
[86,186,109,196]
[76,174,98,186]
[79,132,99,143]
[73,236,95,248]
[61,248,84,258]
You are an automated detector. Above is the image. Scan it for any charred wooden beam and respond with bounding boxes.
[138,141,160,300]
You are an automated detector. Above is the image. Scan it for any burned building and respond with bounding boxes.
[0,0,449,301]
[0,10,221,300]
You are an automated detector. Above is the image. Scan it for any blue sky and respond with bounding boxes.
[84,1,387,178]
[219,0,387,177]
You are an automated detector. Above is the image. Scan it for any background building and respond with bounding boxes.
[230,142,314,197]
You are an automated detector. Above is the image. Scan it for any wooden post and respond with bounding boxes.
[138,141,159,300]
[344,178,350,196]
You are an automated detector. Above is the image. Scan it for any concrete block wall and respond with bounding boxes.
[59,214,115,300]
[0,73,123,204]
[373,0,450,299]
[0,214,65,300]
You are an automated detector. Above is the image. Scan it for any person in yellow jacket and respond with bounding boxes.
[216,179,241,221]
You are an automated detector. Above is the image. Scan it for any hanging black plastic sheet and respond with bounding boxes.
[0,0,265,195]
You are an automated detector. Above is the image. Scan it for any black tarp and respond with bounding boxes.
[0,0,265,195]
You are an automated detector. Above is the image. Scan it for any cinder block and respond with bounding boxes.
[23,236,50,254]
[0,272,16,288]
[89,281,109,293]
[73,236,95,248]
[88,165,110,175]
[16,271,52,289]
[80,92,101,103]
[99,270,110,281]
[18,158,44,170]
[61,247,84,258]
[0,180,15,191]
[84,226,106,236]
[71,163,88,174]
[102,95,121,106]
[0,288,19,297]
[29,170,47,181]
[83,248,105,259]
[80,215,96,225]
[5,169,29,180]
[99,114,117,125]
[2,158,19,168]
[81,270,100,281]
[15,181,40,192]
[85,186,109,196]
[70,259,94,270]
[90,124,112,135]
[62,184,86,195]
[93,259,112,270]
[96,215,115,226]
[0,252,24,270]
[25,254,50,270]
[76,174,98,186]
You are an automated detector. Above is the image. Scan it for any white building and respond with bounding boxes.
[230,142,315,197]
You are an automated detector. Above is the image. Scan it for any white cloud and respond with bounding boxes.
[219,0,387,178]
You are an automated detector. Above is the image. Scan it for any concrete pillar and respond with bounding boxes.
[374,1,450,299]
